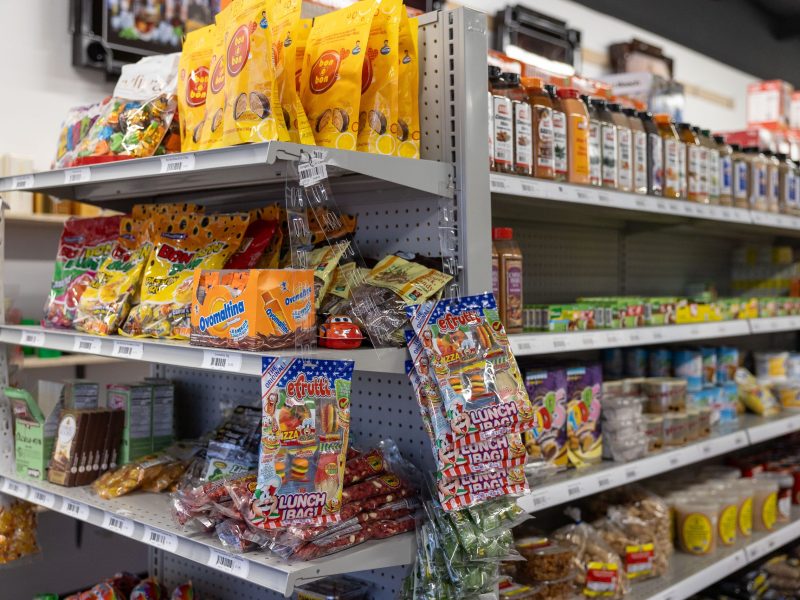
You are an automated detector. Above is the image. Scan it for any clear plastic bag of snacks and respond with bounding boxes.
[0,496,39,564]
[53,99,107,168]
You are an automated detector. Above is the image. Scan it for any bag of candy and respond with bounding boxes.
[395,13,420,158]
[177,24,214,153]
[434,466,528,512]
[43,215,122,329]
[74,217,153,335]
[407,292,535,442]
[53,100,107,168]
[74,53,180,165]
[121,212,249,339]
[224,206,280,269]
[247,357,354,530]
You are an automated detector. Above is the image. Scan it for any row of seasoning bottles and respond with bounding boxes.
[488,66,800,213]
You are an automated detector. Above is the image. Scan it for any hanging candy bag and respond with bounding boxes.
[198,10,229,150]
[395,13,420,158]
[248,357,353,529]
[177,24,214,152]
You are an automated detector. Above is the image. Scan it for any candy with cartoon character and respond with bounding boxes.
[565,364,603,468]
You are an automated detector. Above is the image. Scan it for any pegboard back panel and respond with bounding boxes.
[352,195,443,259]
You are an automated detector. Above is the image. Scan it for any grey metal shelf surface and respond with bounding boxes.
[491,173,800,237]
[0,324,406,375]
[0,143,454,210]
[629,509,800,600]
[0,471,414,596]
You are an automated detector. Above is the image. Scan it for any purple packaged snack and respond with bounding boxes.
[566,364,603,467]
[523,367,568,469]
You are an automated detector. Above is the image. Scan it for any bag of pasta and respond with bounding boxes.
[121,212,249,339]
[177,24,214,152]
[74,217,153,335]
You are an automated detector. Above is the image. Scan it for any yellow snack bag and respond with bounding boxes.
[396,13,420,158]
[75,218,153,335]
[178,24,214,152]
[200,11,230,150]
[300,0,378,149]
[356,0,402,155]
[269,0,315,145]
[294,19,312,94]
[121,212,250,339]
[222,0,288,146]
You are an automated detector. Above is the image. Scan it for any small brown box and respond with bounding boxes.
[48,410,89,487]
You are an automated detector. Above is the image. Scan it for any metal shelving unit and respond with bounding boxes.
[21,354,121,369]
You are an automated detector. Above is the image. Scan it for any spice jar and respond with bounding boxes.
[594,100,619,189]
[624,108,648,194]
[644,378,687,413]
[765,149,781,213]
[732,144,750,209]
[751,475,779,531]
[685,408,700,442]
[663,412,688,446]
[639,111,663,196]
[548,85,568,182]
[654,114,680,198]
[582,95,602,187]
[556,88,590,185]
[675,496,719,555]
[521,77,555,180]
[678,123,703,202]
[777,152,793,214]
[488,66,501,171]
[493,227,523,334]
[700,129,719,204]
[715,135,733,206]
[745,146,768,212]
[644,414,664,451]
[503,73,533,176]
[608,103,632,192]
[489,67,513,173]
[692,126,710,202]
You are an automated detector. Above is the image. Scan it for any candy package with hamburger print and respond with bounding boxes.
[246,357,354,530]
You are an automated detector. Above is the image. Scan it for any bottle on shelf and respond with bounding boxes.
[745,147,768,212]
[764,150,781,213]
[624,108,648,195]
[732,144,749,209]
[639,111,663,196]
[490,68,513,174]
[776,153,794,214]
[608,103,632,192]
[715,135,733,207]
[678,123,704,203]
[676,124,688,199]
[698,127,718,204]
[582,94,602,187]
[548,84,569,182]
[556,88,590,185]
[488,66,501,172]
[492,227,523,334]
[794,159,800,216]
[522,77,555,180]
[654,113,681,198]
[596,99,618,189]
[504,73,533,177]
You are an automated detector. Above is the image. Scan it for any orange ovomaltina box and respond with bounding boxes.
[190,269,315,351]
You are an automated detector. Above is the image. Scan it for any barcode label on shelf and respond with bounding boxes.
[29,489,56,509]
[102,512,135,537]
[530,492,549,509]
[145,526,179,552]
[20,330,45,347]
[112,340,143,360]
[566,483,583,498]
[624,467,638,481]
[208,548,250,578]
[298,161,328,187]
[160,154,195,174]
[596,474,617,490]
[1,479,28,498]
[73,336,102,354]
[520,182,538,194]
[63,168,91,184]
[12,175,34,189]
[201,350,242,372]
[490,177,506,191]
[62,500,90,521]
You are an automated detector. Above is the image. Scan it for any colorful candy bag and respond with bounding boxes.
[435,466,528,512]
[74,217,153,335]
[396,13,420,158]
[221,0,288,146]
[177,24,213,152]
[407,292,535,443]
[121,212,249,339]
[74,54,180,164]
[356,0,401,154]
[43,215,122,329]
[53,100,107,168]
[199,12,228,150]
[224,205,280,269]
[248,357,353,529]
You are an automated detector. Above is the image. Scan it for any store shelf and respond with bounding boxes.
[0,325,406,375]
[519,412,800,513]
[490,174,800,235]
[629,509,800,600]
[21,354,122,369]
[4,213,71,226]
[0,471,414,596]
[0,143,454,210]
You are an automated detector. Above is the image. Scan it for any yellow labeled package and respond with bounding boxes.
[366,254,451,304]
[269,0,315,145]
[200,11,230,150]
[121,213,249,339]
[300,0,377,149]
[396,13,420,158]
[222,0,288,146]
[75,218,153,335]
[356,0,401,155]
[308,242,350,308]
[178,24,214,152]
[293,19,312,94]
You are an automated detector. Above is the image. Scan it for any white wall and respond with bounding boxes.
[456,0,758,131]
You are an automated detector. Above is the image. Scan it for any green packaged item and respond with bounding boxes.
[107,383,153,464]
[5,384,62,480]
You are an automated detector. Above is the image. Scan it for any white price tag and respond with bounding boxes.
[732,433,747,447]
[550,336,569,352]
[655,200,667,212]
[700,443,713,456]
[694,204,709,218]
[651,330,664,341]
[574,188,597,203]
[519,181,540,195]
[633,197,647,210]
[62,500,90,521]
[624,467,639,481]
[682,203,695,215]
[12,175,34,190]
[580,333,599,348]
[596,473,618,490]
[529,491,550,510]
[489,177,506,191]
[688,326,701,336]
[160,154,196,174]
[566,482,583,498]
[604,332,621,345]
[112,340,143,360]
[515,340,533,353]
[74,336,102,354]
[29,489,56,509]
[201,350,242,372]
[20,330,45,347]
[145,526,179,552]
[208,548,250,578]
[627,331,642,343]
[1,479,28,498]
[298,160,328,187]
[665,451,684,469]
[63,168,91,184]
[597,192,612,204]
[102,512,135,537]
